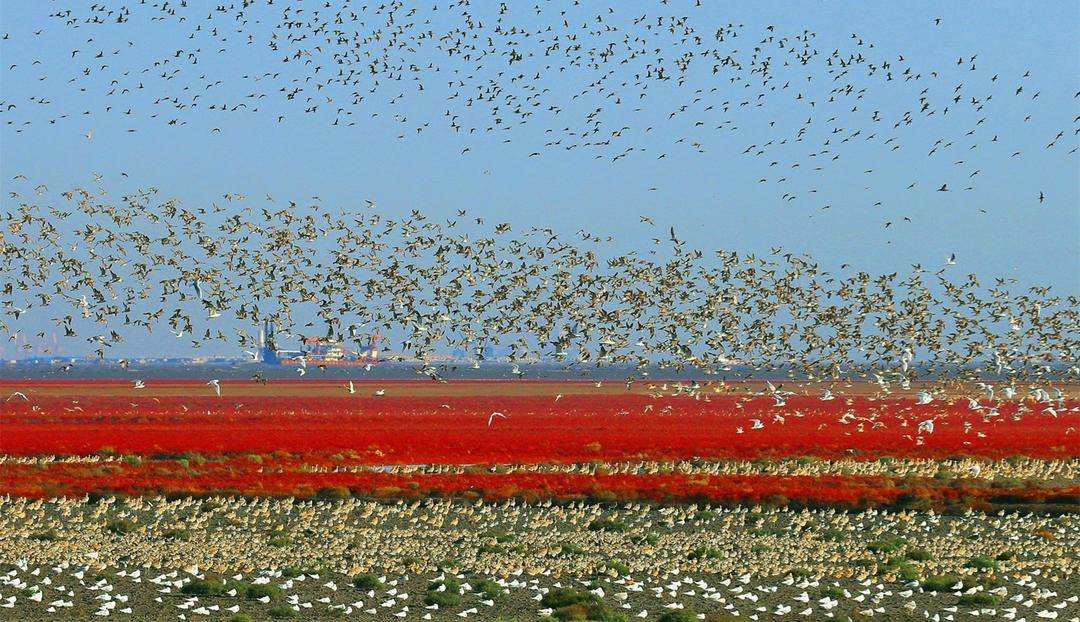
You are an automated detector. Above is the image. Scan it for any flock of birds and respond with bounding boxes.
[1,1,1077,219]
[2,179,1077,387]
[1,496,1078,620]
[0,2,1076,376]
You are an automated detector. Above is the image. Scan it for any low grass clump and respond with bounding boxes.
[424,589,461,607]
[243,583,281,600]
[540,587,624,622]
[821,586,845,599]
[106,519,137,535]
[425,578,463,607]
[896,563,921,583]
[180,578,226,597]
[966,555,999,571]
[560,543,587,556]
[267,535,291,547]
[161,528,190,541]
[866,536,905,554]
[688,546,724,561]
[921,575,961,592]
[473,578,504,600]
[657,612,699,622]
[30,530,58,541]
[958,593,1002,606]
[905,547,931,561]
[267,605,296,619]
[352,574,380,591]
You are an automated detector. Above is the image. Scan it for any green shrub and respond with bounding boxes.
[121,455,143,466]
[541,588,599,609]
[897,564,921,582]
[688,546,724,561]
[162,528,190,541]
[482,530,515,543]
[657,612,698,622]
[966,555,998,571]
[821,587,845,599]
[921,575,961,592]
[820,529,845,542]
[352,574,380,591]
[424,590,461,607]
[905,548,931,561]
[560,543,586,556]
[267,605,295,619]
[243,583,281,600]
[424,578,462,606]
[867,537,905,554]
[601,560,630,575]
[180,579,226,596]
[267,535,291,547]
[473,578,504,599]
[958,593,1001,606]
[994,550,1015,561]
[106,519,137,535]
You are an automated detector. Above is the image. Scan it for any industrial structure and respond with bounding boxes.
[257,321,383,367]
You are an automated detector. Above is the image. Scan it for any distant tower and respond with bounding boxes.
[259,320,279,365]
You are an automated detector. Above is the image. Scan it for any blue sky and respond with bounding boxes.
[0,0,1077,357]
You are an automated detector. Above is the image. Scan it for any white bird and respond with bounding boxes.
[750,419,765,430]
[917,419,935,434]
[133,380,146,390]
[374,388,386,396]
[487,412,507,427]
[347,381,356,394]
[206,379,221,397]
[296,367,306,376]
[820,388,835,401]
[6,391,28,401]
[916,391,933,405]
